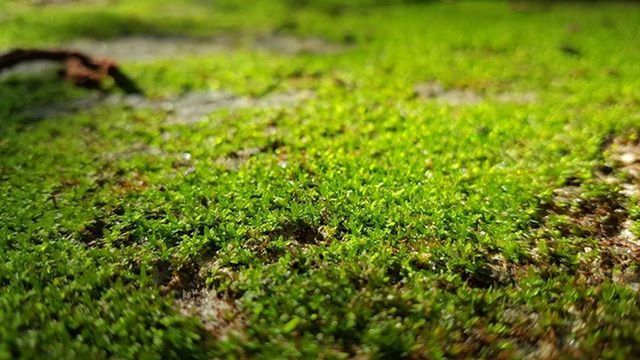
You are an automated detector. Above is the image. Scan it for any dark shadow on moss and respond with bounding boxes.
[0,75,87,125]
[269,219,325,245]
[6,11,208,46]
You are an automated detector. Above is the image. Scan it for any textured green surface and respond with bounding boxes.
[1,1,640,359]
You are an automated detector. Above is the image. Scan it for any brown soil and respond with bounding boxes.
[176,288,245,340]
[534,133,640,289]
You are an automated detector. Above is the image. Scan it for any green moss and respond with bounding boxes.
[1,1,640,359]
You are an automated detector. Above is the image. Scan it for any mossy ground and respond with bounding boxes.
[1,1,640,359]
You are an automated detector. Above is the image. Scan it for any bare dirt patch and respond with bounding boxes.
[176,288,245,340]
[463,139,640,356]
[157,260,246,340]
[270,219,327,245]
[242,218,336,264]
[606,135,640,197]
[533,133,640,289]
[78,217,107,248]
[543,187,640,288]
[545,187,626,239]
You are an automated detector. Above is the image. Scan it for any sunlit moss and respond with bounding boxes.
[1,1,640,359]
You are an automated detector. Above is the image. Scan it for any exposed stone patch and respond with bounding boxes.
[176,288,245,340]
[133,91,248,124]
[414,81,537,106]
[254,34,348,55]
[495,91,538,104]
[65,35,237,62]
[17,89,314,122]
[74,34,349,59]
[414,81,482,106]
[66,34,349,61]
[1,34,348,74]
[436,88,483,106]
[0,33,348,80]
[138,90,313,124]
[256,90,315,107]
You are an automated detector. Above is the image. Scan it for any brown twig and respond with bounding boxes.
[0,48,142,94]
